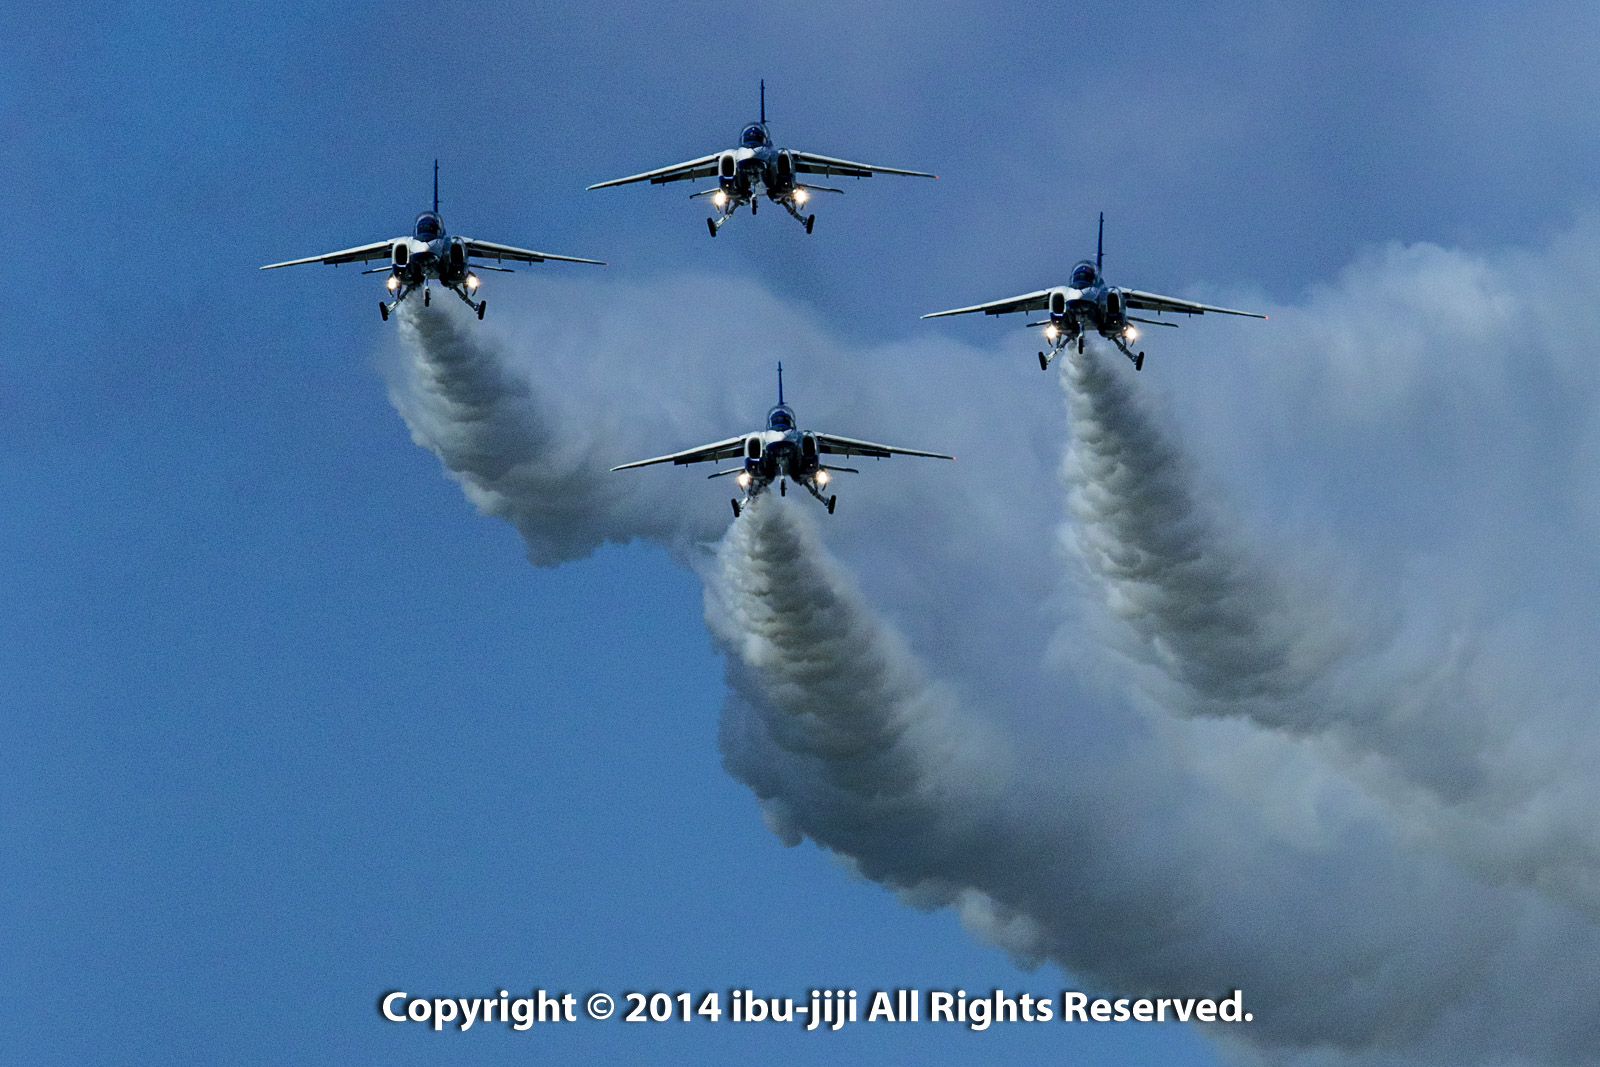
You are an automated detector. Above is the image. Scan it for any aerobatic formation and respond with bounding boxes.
[264,82,1598,1067]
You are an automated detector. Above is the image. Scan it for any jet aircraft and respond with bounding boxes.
[262,162,605,320]
[923,214,1265,371]
[586,82,936,236]
[611,365,953,517]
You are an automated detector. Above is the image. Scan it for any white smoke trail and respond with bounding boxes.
[382,301,723,565]
[704,494,1600,1066]
[377,264,1600,1065]
[1058,341,1600,913]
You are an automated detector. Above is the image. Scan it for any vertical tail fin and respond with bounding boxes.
[433,160,439,214]
[760,79,766,124]
[1097,211,1104,272]
[777,360,784,404]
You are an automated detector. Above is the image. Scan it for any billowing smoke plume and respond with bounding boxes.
[379,223,1600,1066]
[382,300,724,565]
[1059,340,1600,914]
[705,493,1600,1066]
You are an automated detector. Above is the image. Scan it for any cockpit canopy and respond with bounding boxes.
[1070,262,1097,288]
[740,124,768,148]
[767,404,795,431]
[414,212,443,239]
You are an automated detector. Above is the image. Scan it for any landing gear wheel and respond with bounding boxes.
[1077,336,1084,353]
[424,288,430,306]
[779,480,787,496]
[1135,351,1144,371]
[826,495,836,514]
[477,301,486,320]
[707,217,717,238]
[805,214,815,234]
[379,301,389,321]
[1038,351,1048,371]
[730,499,741,518]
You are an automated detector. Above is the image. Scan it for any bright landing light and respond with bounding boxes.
[466,273,479,290]
[1124,325,1139,340]
[815,470,830,486]
[386,275,399,291]
[794,188,809,204]
[1045,325,1059,340]
[714,190,728,208]
[737,472,752,488]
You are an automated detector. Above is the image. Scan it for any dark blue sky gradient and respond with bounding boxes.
[6,3,1600,1064]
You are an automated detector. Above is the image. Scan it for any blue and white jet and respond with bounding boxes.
[586,82,936,237]
[611,365,953,517]
[923,214,1265,371]
[262,162,605,320]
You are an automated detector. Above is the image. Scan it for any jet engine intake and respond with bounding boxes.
[744,436,764,461]
[719,152,738,181]
[392,242,410,267]
[1049,289,1067,316]
[775,150,794,186]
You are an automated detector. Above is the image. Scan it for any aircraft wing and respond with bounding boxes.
[921,290,1053,319]
[464,239,606,266]
[790,151,936,179]
[587,154,722,189]
[611,435,748,471]
[260,239,397,270]
[1122,289,1266,319]
[813,433,953,461]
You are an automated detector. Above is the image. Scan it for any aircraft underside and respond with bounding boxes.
[1038,317,1144,372]
[705,177,815,237]
[380,270,486,321]
[730,471,836,518]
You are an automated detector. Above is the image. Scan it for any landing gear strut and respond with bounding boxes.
[1110,334,1145,371]
[381,281,418,321]
[781,197,815,233]
[1039,330,1076,370]
[449,283,486,319]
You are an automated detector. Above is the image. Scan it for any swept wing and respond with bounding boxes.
[611,435,748,471]
[1122,290,1266,319]
[587,154,722,190]
[814,432,953,461]
[921,290,1053,319]
[260,239,397,270]
[790,151,935,179]
[463,239,605,266]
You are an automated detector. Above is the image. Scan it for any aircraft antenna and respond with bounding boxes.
[761,79,765,125]
[777,360,783,404]
[1097,212,1104,272]
[433,159,439,214]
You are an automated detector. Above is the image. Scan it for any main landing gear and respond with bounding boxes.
[708,206,739,236]
[1038,332,1076,370]
[1110,334,1145,371]
[448,283,486,319]
[781,198,815,233]
[380,281,418,321]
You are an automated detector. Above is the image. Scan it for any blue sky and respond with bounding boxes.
[7,3,1600,1065]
